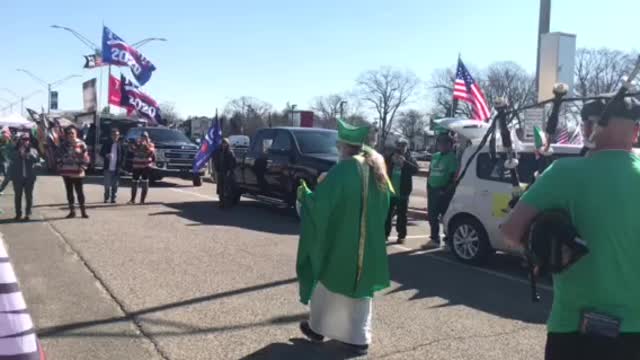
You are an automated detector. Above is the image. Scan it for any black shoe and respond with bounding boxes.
[14,215,21,221]
[65,211,76,219]
[22,216,30,222]
[341,342,369,356]
[299,321,324,343]
[104,199,108,204]
[110,199,116,204]
[397,236,406,244]
[81,211,89,219]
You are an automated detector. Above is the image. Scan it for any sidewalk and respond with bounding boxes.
[0,189,162,360]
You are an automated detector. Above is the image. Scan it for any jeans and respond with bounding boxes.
[63,177,85,207]
[103,170,120,201]
[13,178,35,217]
[427,186,450,242]
[386,196,408,239]
[0,161,10,192]
[545,332,640,360]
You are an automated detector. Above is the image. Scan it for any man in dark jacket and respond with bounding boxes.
[9,134,40,221]
[385,138,419,243]
[212,138,237,208]
[100,128,125,203]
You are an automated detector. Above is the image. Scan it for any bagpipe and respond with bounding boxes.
[451,55,640,302]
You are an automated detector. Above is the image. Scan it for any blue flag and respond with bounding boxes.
[102,26,157,86]
[193,119,222,174]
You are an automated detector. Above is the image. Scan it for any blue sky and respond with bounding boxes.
[1,0,638,119]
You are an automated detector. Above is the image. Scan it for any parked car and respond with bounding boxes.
[436,118,583,265]
[123,127,205,183]
[231,127,338,212]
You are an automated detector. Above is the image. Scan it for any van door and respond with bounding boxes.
[474,152,540,251]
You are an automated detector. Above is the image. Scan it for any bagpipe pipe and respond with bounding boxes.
[450,55,640,302]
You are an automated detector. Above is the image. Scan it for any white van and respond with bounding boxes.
[436,118,582,265]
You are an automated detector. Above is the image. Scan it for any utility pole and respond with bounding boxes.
[339,100,347,119]
[535,0,551,98]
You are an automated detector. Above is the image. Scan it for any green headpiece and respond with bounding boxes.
[337,118,370,145]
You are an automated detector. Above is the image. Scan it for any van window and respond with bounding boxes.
[271,131,292,152]
[476,152,579,184]
[251,130,276,154]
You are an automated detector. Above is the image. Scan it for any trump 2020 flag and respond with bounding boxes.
[102,26,157,86]
[193,119,222,174]
[120,75,164,125]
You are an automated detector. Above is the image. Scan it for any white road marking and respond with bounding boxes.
[169,188,216,200]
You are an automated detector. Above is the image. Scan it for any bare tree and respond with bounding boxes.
[395,109,427,148]
[224,96,273,136]
[484,62,536,127]
[574,48,638,97]
[159,102,182,127]
[356,67,420,148]
[428,67,473,119]
[311,94,344,128]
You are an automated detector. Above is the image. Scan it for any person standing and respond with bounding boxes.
[212,138,237,208]
[385,138,418,244]
[0,129,15,194]
[501,97,640,360]
[100,128,125,203]
[424,134,458,248]
[57,126,90,219]
[128,131,156,204]
[9,134,40,221]
[296,119,393,356]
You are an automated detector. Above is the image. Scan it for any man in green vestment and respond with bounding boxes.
[296,119,393,356]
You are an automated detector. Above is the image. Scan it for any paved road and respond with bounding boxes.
[0,175,553,359]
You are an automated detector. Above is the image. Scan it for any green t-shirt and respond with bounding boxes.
[391,165,402,198]
[428,152,458,188]
[520,150,640,333]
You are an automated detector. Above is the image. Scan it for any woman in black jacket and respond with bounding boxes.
[9,134,41,221]
[212,138,237,208]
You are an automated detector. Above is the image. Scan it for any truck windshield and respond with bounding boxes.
[145,128,192,143]
[294,131,338,155]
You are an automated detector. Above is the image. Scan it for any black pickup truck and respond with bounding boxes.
[230,127,338,211]
[123,127,204,182]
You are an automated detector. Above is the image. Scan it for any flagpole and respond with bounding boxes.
[450,54,461,117]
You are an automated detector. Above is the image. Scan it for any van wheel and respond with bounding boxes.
[449,216,492,265]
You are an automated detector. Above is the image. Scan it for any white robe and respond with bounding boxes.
[309,282,373,346]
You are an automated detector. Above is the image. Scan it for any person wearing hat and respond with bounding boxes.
[8,134,40,221]
[579,100,606,156]
[384,137,419,243]
[296,119,393,356]
[128,131,156,204]
[57,125,90,219]
[501,96,640,359]
[212,138,237,208]
[424,133,458,248]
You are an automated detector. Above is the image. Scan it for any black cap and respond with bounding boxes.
[580,100,605,122]
[602,96,640,123]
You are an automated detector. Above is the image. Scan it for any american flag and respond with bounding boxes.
[554,126,582,144]
[453,58,491,121]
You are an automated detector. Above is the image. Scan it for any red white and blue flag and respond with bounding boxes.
[453,58,491,121]
[192,119,222,174]
[102,26,157,86]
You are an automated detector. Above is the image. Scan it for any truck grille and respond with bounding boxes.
[165,150,197,170]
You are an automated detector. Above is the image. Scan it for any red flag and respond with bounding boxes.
[108,75,135,113]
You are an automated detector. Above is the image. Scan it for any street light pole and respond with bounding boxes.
[16,69,81,113]
[290,104,297,126]
[339,100,347,119]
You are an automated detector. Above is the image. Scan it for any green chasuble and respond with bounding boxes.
[296,154,392,305]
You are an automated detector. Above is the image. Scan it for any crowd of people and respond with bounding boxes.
[0,125,159,221]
